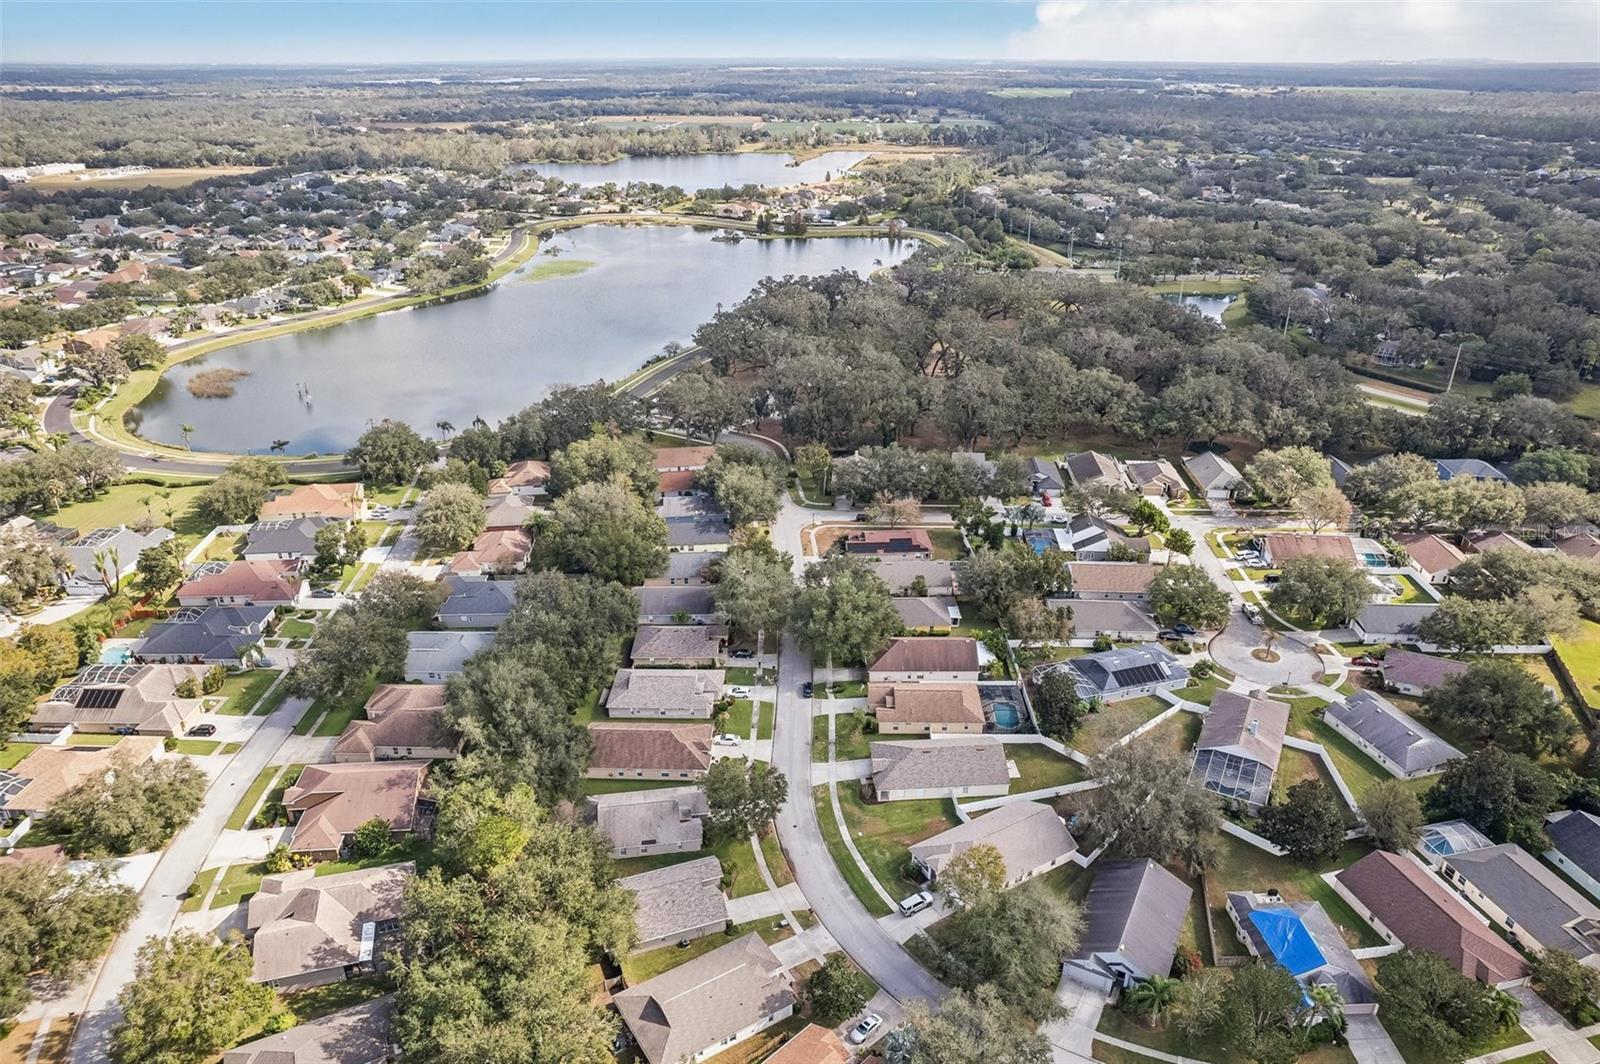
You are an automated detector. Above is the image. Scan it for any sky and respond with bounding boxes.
[3,0,1597,66]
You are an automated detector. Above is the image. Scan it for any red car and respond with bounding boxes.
[1351,656,1381,668]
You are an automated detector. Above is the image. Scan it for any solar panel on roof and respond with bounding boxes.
[74,687,125,710]
[1111,663,1166,687]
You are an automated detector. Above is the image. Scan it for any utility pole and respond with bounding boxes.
[1066,232,1074,267]
[1282,303,1293,336]
[1445,341,1464,393]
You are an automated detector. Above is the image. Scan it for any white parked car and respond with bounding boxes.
[728,686,752,698]
[849,1014,883,1045]
[713,733,742,747]
[1242,602,1262,624]
[897,890,934,917]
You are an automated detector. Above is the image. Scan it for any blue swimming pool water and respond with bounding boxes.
[1022,531,1055,555]
[98,645,133,665]
[990,702,1022,730]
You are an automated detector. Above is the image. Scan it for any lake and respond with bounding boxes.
[128,224,914,455]
[512,150,870,189]
[1161,292,1236,323]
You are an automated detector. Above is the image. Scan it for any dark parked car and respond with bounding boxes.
[1351,656,1381,668]
[188,723,217,737]
[1158,629,1182,641]
[801,681,814,697]
[854,512,871,522]
[731,648,755,659]
[1173,623,1197,636]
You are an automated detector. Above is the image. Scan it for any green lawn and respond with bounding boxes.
[225,765,283,830]
[813,785,892,917]
[1138,710,1203,756]
[759,830,792,887]
[1097,1006,1355,1064]
[1073,696,1172,756]
[581,777,698,796]
[1553,619,1600,712]
[51,482,213,550]
[1094,1040,1169,1064]
[723,666,758,686]
[722,698,754,737]
[812,712,873,761]
[281,974,391,1022]
[62,733,122,746]
[1384,1013,1528,1064]
[756,701,774,741]
[621,916,799,985]
[312,837,430,878]
[1273,747,1357,823]
[179,866,219,913]
[210,861,267,908]
[168,738,221,755]
[213,670,282,716]
[1007,743,1087,793]
[1180,674,1229,705]
[297,675,376,737]
[835,784,958,900]
[277,618,316,640]
[0,743,40,772]
[1204,834,1383,952]
[1286,699,1418,803]
[712,834,769,899]
[828,680,866,698]
[928,527,966,560]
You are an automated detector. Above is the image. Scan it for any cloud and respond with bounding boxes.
[1007,0,1600,63]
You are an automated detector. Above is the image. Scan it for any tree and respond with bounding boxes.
[1218,962,1305,1064]
[44,752,206,856]
[1266,555,1371,627]
[0,859,137,1022]
[1426,746,1561,850]
[1247,446,1334,505]
[1032,668,1095,742]
[1165,527,1195,560]
[1079,740,1221,872]
[889,985,1052,1064]
[196,473,270,524]
[1529,947,1600,1023]
[1424,660,1574,757]
[953,547,1069,624]
[1359,779,1423,853]
[919,888,1082,1023]
[712,542,795,639]
[795,441,833,495]
[113,333,165,370]
[1128,499,1170,535]
[1342,453,1441,525]
[653,366,747,442]
[1127,975,1181,1028]
[1147,563,1230,629]
[698,447,786,527]
[66,344,129,388]
[1174,968,1229,1041]
[547,430,657,502]
[703,757,787,841]
[937,842,1007,911]
[790,554,904,665]
[807,955,873,1027]
[346,419,434,486]
[110,931,273,1064]
[134,540,182,596]
[867,493,922,527]
[1259,780,1346,863]
[0,529,69,601]
[1296,485,1353,533]
[1514,448,1592,487]
[529,480,668,586]
[350,816,393,859]
[312,520,351,578]
[415,481,488,554]
[287,574,445,705]
[1375,948,1508,1063]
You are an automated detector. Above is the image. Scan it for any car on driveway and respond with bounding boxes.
[1351,655,1381,668]
[800,682,814,697]
[731,648,754,659]
[728,686,751,698]
[187,723,216,737]
[849,1014,883,1045]
[713,733,741,747]
[312,588,337,598]
[897,890,934,916]
[1173,622,1198,636]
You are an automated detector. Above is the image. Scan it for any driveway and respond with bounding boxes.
[1040,974,1105,1063]
[1346,1015,1405,1064]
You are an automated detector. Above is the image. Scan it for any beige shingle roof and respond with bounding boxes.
[618,855,727,945]
[631,625,729,663]
[868,683,984,727]
[1067,561,1158,595]
[605,669,725,715]
[910,800,1076,879]
[3,737,164,816]
[260,482,362,520]
[246,863,414,983]
[870,738,1010,793]
[33,664,206,735]
[282,762,427,854]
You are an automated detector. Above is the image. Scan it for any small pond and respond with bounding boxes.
[1161,292,1237,323]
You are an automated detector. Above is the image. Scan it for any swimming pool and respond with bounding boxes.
[98,645,133,665]
[1022,531,1057,555]
[989,701,1022,731]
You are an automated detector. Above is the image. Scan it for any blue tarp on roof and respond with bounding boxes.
[1247,907,1325,977]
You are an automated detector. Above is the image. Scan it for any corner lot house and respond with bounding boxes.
[1378,649,1468,696]
[1047,643,1188,701]
[260,482,365,521]
[1396,532,1467,586]
[1189,690,1289,809]
[614,933,796,1064]
[586,722,712,780]
[222,996,395,1064]
[436,578,517,628]
[619,855,728,952]
[1441,842,1600,965]
[1225,892,1377,1013]
[242,517,333,562]
[1333,851,1528,986]
[245,862,414,988]
[282,762,428,859]
[176,559,304,607]
[1183,451,1244,500]
[333,684,457,763]
[1323,691,1459,779]
[589,786,708,857]
[1546,811,1600,903]
[910,800,1075,886]
[842,528,933,559]
[869,637,981,682]
[1065,561,1158,601]
[30,663,206,736]
[404,630,494,682]
[137,604,274,666]
[1064,859,1192,992]
[868,682,984,734]
[869,738,1011,802]
[605,668,724,719]
[1259,533,1356,567]
[60,526,174,596]
[631,624,728,667]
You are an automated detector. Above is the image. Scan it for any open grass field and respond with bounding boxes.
[836,785,958,900]
[813,785,892,917]
[928,527,966,560]
[52,482,212,547]
[27,165,264,190]
[1553,619,1600,711]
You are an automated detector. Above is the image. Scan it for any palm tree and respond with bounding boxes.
[179,423,195,450]
[435,420,454,441]
[1490,988,1522,1031]
[1126,975,1180,1028]
[139,494,153,524]
[270,439,290,453]
[158,489,176,527]
[93,546,121,597]
[46,432,68,452]
[1303,983,1345,1030]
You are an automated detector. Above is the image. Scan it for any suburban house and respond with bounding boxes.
[1469,531,1534,555]
[176,559,304,607]
[1125,459,1188,500]
[1224,892,1377,1013]
[483,491,535,531]
[871,558,958,596]
[242,517,334,561]
[665,513,733,551]
[653,446,715,472]
[1556,534,1600,563]
[1435,458,1509,483]
[136,604,274,666]
[444,529,532,578]
[436,578,518,629]
[1027,457,1065,495]
[842,528,933,559]
[635,585,719,625]
[30,663,206,736]
[868,637,981,683]
[764,1025,850,1064]
[1417,820,1496,866]
[1332,851,1528,986]
[486,459,550,497]
[618,855,728,952]
[1063,450,1129,491]
[867,682,985,734]
[1258,533,1356,567]
[909,800,1076,885]
[1545,811,1600,903]
[869,738,1011,802]
[403,630,494,682]
[586,722,713,780]
[282,761,428,860]
[1046,599,1160,642]
[588,786,708,858]
[0,737,164,827]
[245,862,414,988]
[1055,515,1148,561]
[658,468,698,497]
[1065,561,1158,601]
[613,933,796,1064]
[1439,842,1600,965]
[1189,690,1289,810]
[631,624,729,667]
[60,526,174,596]
[332,684,457,763]
[222,996,395,1064]
[1046,643,1189,702]
[891,596,961,633]
[1321,691,1460,779]
[1063,859,1192,992]
[1378,648,1469,696]
[1183,452,1245,500]
[646,550,715,587]
[605,668,725,719]
[1351,603,1439,644]
[260,482,365,521]
[1396,533,1467,585]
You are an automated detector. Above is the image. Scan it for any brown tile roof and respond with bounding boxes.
[765,1024,851,1064]
[4,737,165,816]
[1261,534,1356,563]
[260,483,363,520]
[1468,532,1533,554]
[1068,561,1159,595]
[653,446,716,471]
[445,529,531,575]
[364,683,447,716]
[334,704,455,761]
[487,459,549,495]
[1395,533,1467,577]
[588,723,712,772]
[869,637,980,675]
[1556,534,1600,562]
[282,762,427,854]
[1378,649,1468,692]
[657,468,698,494]
[177,559,303,604]
[1336,850,1527,984]
[868,683,984,727]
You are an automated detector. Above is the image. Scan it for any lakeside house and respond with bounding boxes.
[260,482,365,521]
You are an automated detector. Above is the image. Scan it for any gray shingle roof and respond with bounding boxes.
[243,517,333,558]
[591,786,707,853]
[138,604,273,661]
[1183,451,1243,490]
[1448,843,1600,960]
[1378,649,1469,692]
[910,800,1075,880]
[1354,603,1438,637]
[870,738,1010,793]
[605,668,725,715]
[222,996,395,1064]
[1547,811,1600,886]
[619,855,727,945]
[1324,691,1460,774]
[437,579,517,623]
[1075,859,1192,981]
[631,625,728,663]
[635,585,717,619]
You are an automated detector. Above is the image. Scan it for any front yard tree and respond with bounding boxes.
[0,529,69,601]
[1375,948,1510,1063]
[1358,779,1423,853]
[1529,947,1600,1023]
[937,842,1007,911]
[416,481,488,554]
[1147,563,1230,629]
[1219,962,1304,1064]
[712,542,795,639]
[196,473,271,525]
[790,553,903,666]
[1258,780,1346,863]
[312,520,350,578]
[1080,741,1221,872]
[1165,527,1195,560]
[653,365,747,443]
[867,492,922,527]
[134,540,183,595]
[529,480,668,587]
[1427,746,1560,850]
[1128,498,1169,535]
[1245,445,1335,505]
[807,955,873,1027]
[794,441,833,495]
[891,986,1052,1064]
[703,757,787,841]
[113,333,165,370]
[45,751,206,856]
[346,418,435,486]
[547,429,657,502]
[1032,669,1095,742]
[1266,555,1371,627]
[953,547,1069,624]
[1295,485,1353,534]
[1423,660,1574,758]
[0,859,138,1021]
[924,888,1082,1024]
[110,931,273,1064]
[698,450,786,527]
